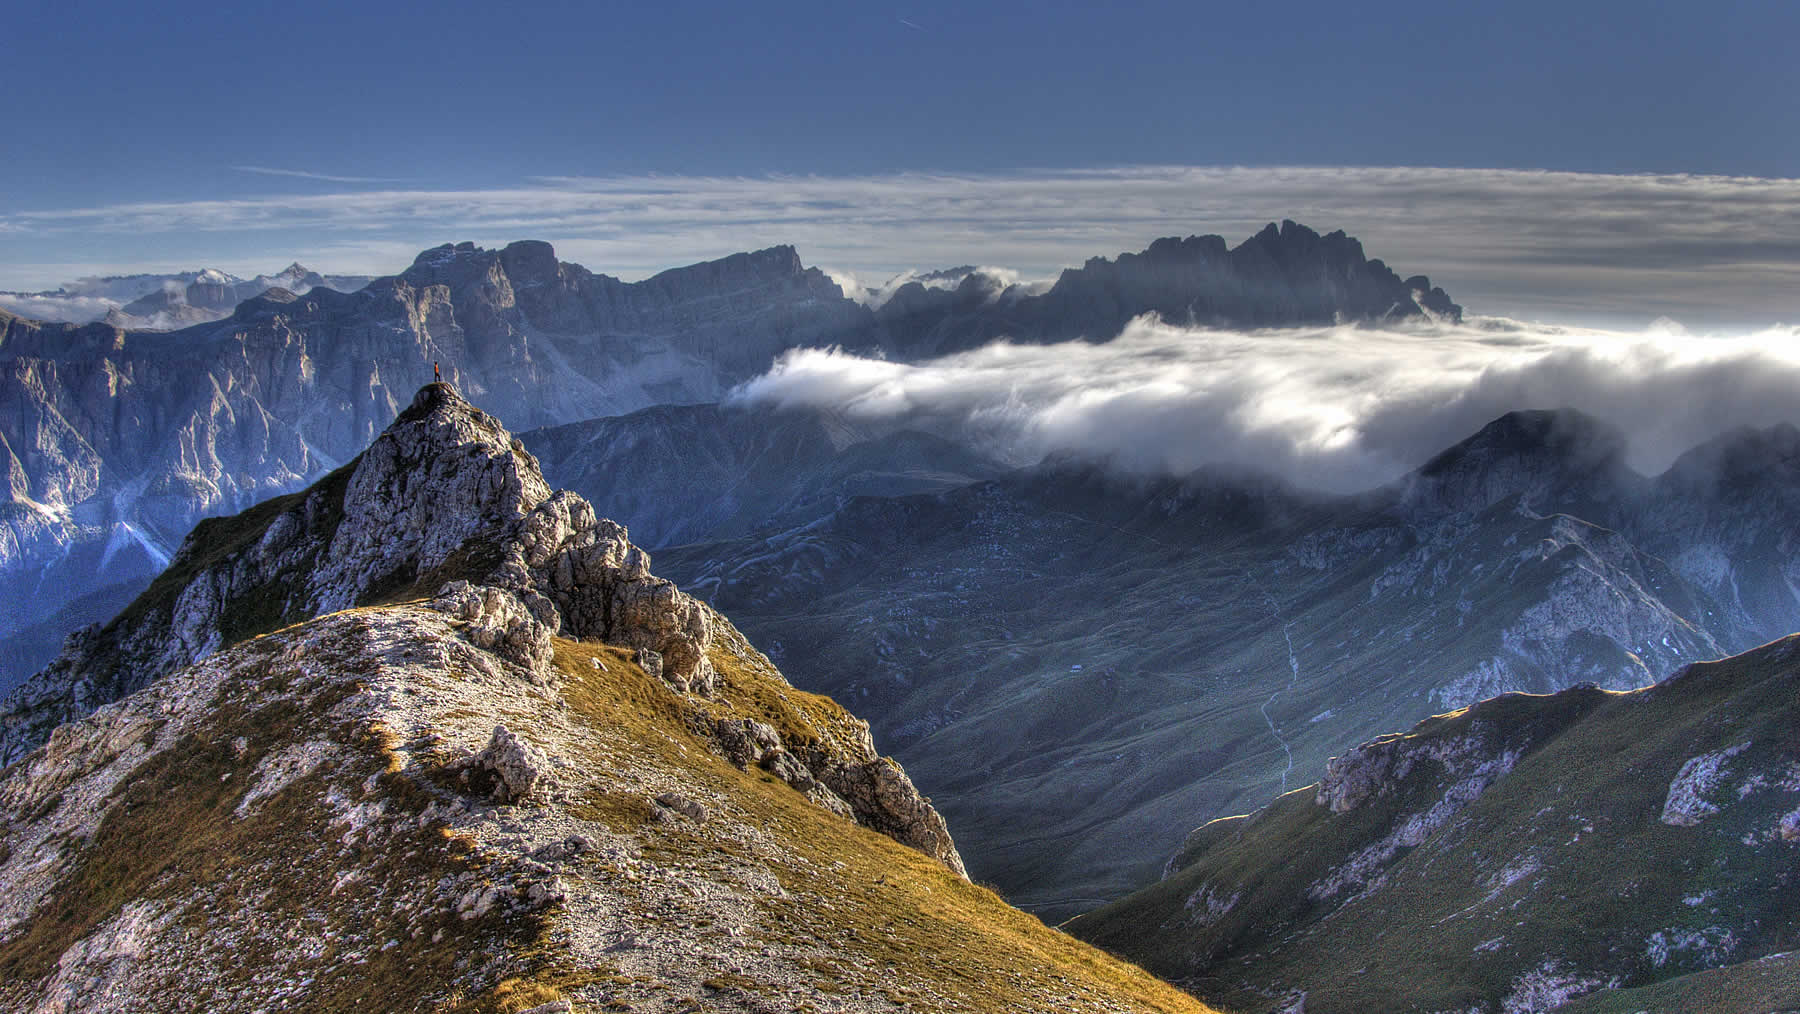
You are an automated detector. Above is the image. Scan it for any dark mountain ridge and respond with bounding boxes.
[871,220,1460,357]
[517,402,1008,548]
[0,223,1457,684]
[647,407,1800,917]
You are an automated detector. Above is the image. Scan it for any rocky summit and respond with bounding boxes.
[0,383,1212,1013]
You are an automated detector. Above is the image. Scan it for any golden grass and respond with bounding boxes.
[544,635,1219,1014]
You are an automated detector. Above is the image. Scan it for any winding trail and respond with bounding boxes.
[1244,571,1301,794]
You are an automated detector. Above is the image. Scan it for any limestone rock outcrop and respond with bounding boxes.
[431,581,554,673]
[1660,741,1752,826]
[472,723,555,803]
[311,386,552,611]
[499,489,715,694]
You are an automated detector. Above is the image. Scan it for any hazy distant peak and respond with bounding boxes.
[1402,407,1632,515]
[1421,408,1627,471]
[1661,420,1800,484]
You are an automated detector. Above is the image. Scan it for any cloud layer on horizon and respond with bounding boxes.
[731,315,1800,494]
[3,166,1799,326]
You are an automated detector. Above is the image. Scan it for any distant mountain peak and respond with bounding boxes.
[1662,420,1800,485]
[1424,409,1627,470]
[1402,407,1633,515]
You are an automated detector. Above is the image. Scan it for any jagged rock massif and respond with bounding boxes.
[867,220,1459,357]
[0,224,1455,688]
[1066,636,1800,1013]
[0,384,1211,1013]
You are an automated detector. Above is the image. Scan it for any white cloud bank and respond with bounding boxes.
[0,293,124,323]
[731,315,1800,493]
[3,166,1799,324]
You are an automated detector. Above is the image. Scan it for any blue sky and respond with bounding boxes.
[5,0,1799,325]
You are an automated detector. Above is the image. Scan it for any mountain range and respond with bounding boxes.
[10,220,1800,1009]
[0,221,1455,693]
[0,265,372,329]
[10,217,1800,1008]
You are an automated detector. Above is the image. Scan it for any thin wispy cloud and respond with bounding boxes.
[231,165,408,184]
[3,166,1799,323]
[732,315,1800,494]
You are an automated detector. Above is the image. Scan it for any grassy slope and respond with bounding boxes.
[1067,636,1800,1013]
[2,604,1217,1014]
[1557,951,1800,1013]
[539,634,1218,1013]
[109,457,358,642]
[0,620,551,1014]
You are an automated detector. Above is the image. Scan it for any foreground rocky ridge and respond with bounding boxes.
[0,224,1456,682]
[1066,635,1800,1013]
[0,383,959,876]
[0,383,1215,1011]
[0,588,1202,1011]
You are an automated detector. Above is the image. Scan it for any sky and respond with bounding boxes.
[4,0,1799,327]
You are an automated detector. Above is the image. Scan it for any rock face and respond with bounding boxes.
[0,226,1456,685]
[1067,637,1800,1014]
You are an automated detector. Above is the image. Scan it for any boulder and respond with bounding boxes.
[473,724,553,803]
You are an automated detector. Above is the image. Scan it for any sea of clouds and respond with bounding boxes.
[732,314,1800,494]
